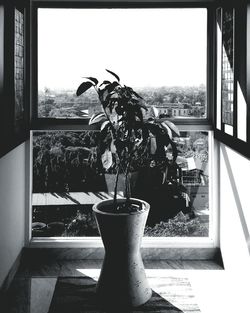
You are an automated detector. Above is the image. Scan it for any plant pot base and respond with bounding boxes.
[96,253,152,308]
[93,198,152,308]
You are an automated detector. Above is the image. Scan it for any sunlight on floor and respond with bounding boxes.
[77,268,200,312]
[76,268,249,313]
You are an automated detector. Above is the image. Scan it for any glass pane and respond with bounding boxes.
[237,82,247,142]
[14,9,25,123]
[221,8,235,126]
[216,8,222,130]
[224,124,233,136]
[144,131,209,237]
[37,9,207,119]
[32,130,209,238]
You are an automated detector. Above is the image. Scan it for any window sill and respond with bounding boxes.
[25,238,220,261]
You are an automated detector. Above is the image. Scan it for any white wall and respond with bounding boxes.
[220,143,250,268]
[219,143,250,309]
[0,143,26,288]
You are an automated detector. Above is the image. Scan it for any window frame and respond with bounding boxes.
[28,127,219,249]
[0,1,30,159]
[31,0,214,129]
[27,0,219,249]
[214,2,250,160]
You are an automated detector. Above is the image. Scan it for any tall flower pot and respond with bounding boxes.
[92,198,152,308]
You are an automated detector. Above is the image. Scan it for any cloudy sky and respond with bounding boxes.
[38,8,207,91]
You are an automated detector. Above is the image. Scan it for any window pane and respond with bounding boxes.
[237,82,247,142]
[144,131,209,237]
[216,8,222,130]
[37,8,207,119]
[14,9,25,123]
[32,130,209,238]
[221,8,235,126]
[224,124,233,136]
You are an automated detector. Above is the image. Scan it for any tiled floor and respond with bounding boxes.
[2,260,225,313]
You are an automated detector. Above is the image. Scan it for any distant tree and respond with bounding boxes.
[153,92,164,103]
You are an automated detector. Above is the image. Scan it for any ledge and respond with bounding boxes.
[23,246,222,262]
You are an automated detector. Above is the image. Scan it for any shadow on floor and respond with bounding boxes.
[48,276,184,313]
[2,275,188,313]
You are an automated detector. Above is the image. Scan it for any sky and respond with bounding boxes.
[38,8,207,91]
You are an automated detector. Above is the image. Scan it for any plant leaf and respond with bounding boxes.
[99,80,111,88]
[150,136,157,154]
[138,102,148,110]
[107,81,120,93]
[83,77,98,85]
[145,122,162,136]
[141,124,150,143]
[99,82,119,105]
[106,69,120,82]
[161,122,173,139]
[89,112,107,125]
[76,81,93,96]
[132,90,143,99]
[134,107,143,122]
[162,120,180,137]
[100,120,110,131]
[170,139,178,162]
[152,106,159,118]
[101,149,113,170]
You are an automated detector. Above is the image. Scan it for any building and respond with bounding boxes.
[151,103,190,118]
[172,107,190,117]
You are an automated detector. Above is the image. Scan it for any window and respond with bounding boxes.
[36,8,207,120]
[32,130,210,238]
[31,5,215,243]
[215,5,250,158]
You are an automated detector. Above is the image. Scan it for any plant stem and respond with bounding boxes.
[125,155,132,206]
[113,159,120,210]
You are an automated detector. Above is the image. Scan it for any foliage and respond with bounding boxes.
[63,210,98,236]
[139,85,206,107]
[38,85,206,119]
[76,70,180,210]
[144,212,208,237]
[33,131,103,192]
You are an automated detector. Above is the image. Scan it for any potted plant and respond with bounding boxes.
[76,70,180,308]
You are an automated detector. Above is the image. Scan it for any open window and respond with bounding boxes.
[34,7,208,122]
[30,3,217,245]
[215,3,250,158]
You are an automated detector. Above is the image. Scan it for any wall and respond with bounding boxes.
[220,143,250,268]
[0,143,26,288]
[219,3,250,267]
[219,143,250,308]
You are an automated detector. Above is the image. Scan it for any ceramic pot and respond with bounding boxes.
[92,198,152,308]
